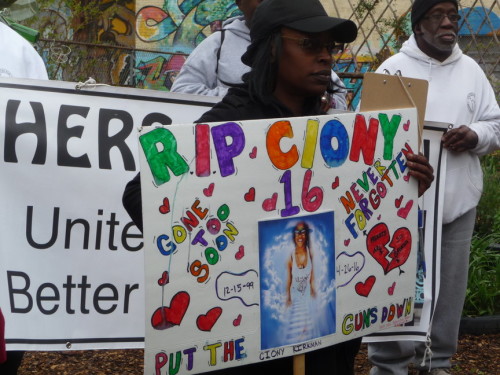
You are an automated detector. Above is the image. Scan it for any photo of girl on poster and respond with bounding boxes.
[259,211,336,349]
[285,221,318,341]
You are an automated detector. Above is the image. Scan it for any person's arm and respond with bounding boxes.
[171,32,229,97]
[443,75,500,156]
[122,172,143,233]
[309,248,316,298]
[286,255,292,306]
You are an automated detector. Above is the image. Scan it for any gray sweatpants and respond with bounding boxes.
[368,208,476,374]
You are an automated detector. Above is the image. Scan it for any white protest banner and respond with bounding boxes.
[364,121,448,342]
[0,78,217,350]
[140,109,420,374]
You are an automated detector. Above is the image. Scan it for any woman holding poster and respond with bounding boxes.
[123,0,434,373]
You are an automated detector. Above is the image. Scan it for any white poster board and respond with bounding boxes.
[0,79,447,353]
[140,109,421,373]
[0,78,217,350]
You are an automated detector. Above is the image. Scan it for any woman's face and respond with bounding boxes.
[294,223,308,247]
[275,27,335,100]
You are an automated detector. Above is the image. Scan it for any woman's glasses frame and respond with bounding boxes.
[281,35,344,55]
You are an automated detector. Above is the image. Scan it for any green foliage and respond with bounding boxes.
[463,231,500,317]
[464,152,500,317]
[25,0,101,37]
[474,152,500,237]
[354,0,380,18]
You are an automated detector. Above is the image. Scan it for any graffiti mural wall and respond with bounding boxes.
[14,0,499,103]
[135,0,242,90]
[22,0,136,85]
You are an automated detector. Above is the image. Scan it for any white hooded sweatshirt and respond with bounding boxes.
[171,16,348,110]
[0,22,48,80]
[171,16,251,97]
[377,34,500,224]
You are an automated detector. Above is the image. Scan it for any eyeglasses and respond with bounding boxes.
[281,35,344,54]
[294,229,308,235]
[423,13,461,24]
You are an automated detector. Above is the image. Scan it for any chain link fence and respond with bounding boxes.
[30,0,499,110]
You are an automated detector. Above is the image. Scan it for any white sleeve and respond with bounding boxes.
[170,32,228,97]
[469,76,500,156]
[26,46,48,80]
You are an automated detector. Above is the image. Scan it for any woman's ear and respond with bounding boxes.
[271,41,277,63]
[414,23,422,35]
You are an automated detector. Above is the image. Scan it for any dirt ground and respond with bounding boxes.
[16,333,499,374]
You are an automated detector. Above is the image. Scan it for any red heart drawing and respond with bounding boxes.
[235,245,245,260]
[249,146,257,159]
[244,187,255,202]
[159,198,170,214]
[397,200,414,219]
[366,223,412,274]
[404,174,410,182]
[355,276,376,297]
[233,314,242,326]
[366,223,391,271]
[388,282,396,295]
[262,193,278,211]
[151,291,190,330]
[387,227,412,273]
[196,307,222,332]
[158,271,169,286]
[203,183,214,197]
[344,239,350,247]
[331,176,340,189]
[403,120,410,131]
[395,195,403,208]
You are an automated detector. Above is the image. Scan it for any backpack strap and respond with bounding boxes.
[215,29,226,76]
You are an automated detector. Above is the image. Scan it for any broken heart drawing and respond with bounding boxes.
[366,223,412,274]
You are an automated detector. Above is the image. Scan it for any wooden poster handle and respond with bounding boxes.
[293,354,305,375]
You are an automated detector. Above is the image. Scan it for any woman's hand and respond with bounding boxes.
[406,152,434,197]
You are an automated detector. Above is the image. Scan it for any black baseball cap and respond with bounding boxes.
[242,0,358,65]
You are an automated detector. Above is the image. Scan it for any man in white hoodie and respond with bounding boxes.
[171,0,348,110]
[367,1,500,375]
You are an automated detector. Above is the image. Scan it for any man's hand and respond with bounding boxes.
[442,125,478,152]
[406,153,434,197]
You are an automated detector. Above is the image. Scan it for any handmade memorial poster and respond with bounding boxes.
[139,109,420,374]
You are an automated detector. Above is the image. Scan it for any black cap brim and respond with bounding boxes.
[286,17,358,43]
[242,18,357,66]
